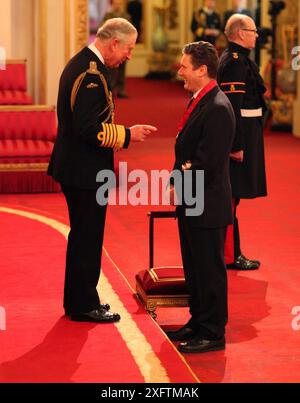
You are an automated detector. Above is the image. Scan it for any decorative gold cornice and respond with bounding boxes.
[75,0,88,53]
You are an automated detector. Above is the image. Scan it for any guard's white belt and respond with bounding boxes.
[241,108,263,117]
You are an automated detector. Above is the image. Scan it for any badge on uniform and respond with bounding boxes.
[232,52,239,59]
[86,83,99,89]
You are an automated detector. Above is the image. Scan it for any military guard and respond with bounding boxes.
[217,14,268,270]
[191,0,221,45]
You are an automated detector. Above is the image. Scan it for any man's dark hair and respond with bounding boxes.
[183,41,219,78]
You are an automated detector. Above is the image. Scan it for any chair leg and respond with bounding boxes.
[147,301,157,320]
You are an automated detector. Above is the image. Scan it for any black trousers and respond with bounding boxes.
[61,185,107,314]
[177,213,228,339]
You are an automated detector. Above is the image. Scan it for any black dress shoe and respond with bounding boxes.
[65,303,110,316]
[227,254,260,270]
[178,336,225,354]
[240,254,260,266]
[166,326,196,341]
[70,308,120,323]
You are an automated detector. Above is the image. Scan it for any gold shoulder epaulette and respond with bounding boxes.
[87,61,99,75]
[70,61,114,122]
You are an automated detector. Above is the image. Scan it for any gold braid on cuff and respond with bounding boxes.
[97,123,126,148]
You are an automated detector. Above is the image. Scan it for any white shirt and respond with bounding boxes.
[193,88,203,99]
[88,42,105,65]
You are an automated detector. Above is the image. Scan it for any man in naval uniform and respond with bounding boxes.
[191,0,221,45]
[48,18,156,323]
[217,14,267,270]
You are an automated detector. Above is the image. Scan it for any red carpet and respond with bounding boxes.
[1,78,300,382]
[0,208,198,383]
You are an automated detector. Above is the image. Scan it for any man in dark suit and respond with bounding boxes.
[166,41,235,353]
[191,0,221,45]
[217,14,267,270]
[48,18,156,323]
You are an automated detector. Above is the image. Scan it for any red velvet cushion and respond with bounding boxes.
[0,110,57,141]
[136,267,188,295]
[0,63,27,91]
[0,139,54,158]
[0,91,33,105]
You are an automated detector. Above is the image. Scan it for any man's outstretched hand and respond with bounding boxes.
[130,125,157,142]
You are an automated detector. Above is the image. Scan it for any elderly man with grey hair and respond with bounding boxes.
[48,18,157,323]
[217,14,268,271]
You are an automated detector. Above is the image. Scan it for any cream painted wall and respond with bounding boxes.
[11,0,34,97]
[0,0,13,58]
[0,0,34,95]
[46,0,65,105]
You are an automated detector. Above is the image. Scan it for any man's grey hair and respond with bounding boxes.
[97,18,137,43]
[224,14,252,40]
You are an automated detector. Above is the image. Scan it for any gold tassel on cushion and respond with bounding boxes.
[97,123,126,148]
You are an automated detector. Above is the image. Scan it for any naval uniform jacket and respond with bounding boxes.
[174,86,235,228]
[191,8,221,45]
[48,47,131,189]
[217,42,267,199]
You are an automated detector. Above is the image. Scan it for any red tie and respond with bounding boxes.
[177,80,218,133]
